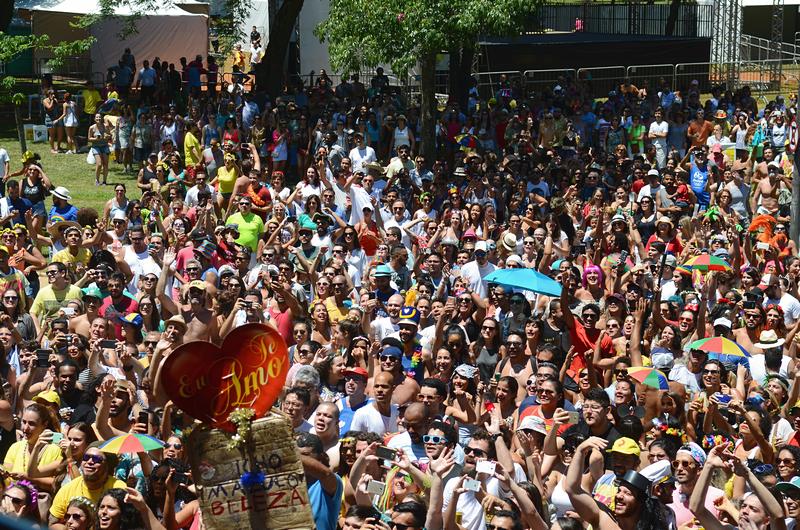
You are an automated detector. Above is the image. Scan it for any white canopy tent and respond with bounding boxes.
[30,0,208,76]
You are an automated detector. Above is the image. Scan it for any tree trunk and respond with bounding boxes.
[448,45,474,111]
[255,0,304,96]
[14,105,27,155]
[665,0,681,36]
[420,52,436,159]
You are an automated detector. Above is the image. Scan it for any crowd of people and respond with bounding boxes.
[0,46,798,530]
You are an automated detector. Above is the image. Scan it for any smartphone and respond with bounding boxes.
[574,244,586,255]
[743,300,757,310]
[286,215,297,223]
[366,480,385,496]
[476,460,496,475]
[100,340,117,349]
[566,411,580,425]
[375,446,396,461]
[464,478,481,492]
[367,292,376,300]
[756,242,770,251]
[138,411,149,425]
[62,307,76,316]
[173,472,188,485]
[617,250,629,269]
[447,295,456,306]
[35,349,52,368]
[51,432,64,444]
[493,373,501,382]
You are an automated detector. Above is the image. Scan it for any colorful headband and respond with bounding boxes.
[658,424,689,444]
[701,434,732,450]
[10,480,38,510]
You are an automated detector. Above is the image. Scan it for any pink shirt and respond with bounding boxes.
[669,485,722,528]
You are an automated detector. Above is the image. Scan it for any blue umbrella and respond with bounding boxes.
[484,268,562,297]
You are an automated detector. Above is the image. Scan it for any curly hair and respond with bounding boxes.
[97,489,144,530]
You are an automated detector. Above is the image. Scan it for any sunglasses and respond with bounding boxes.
[83,454,106,465]
[165,442,183,449]
[671,459,695,470]
[464,446,487,457]
[422,435,446,444]
[65,513,84,521]
[380,355,399,362]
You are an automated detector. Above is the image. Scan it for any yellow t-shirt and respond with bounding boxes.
[184,131,201,166]
[50,475,128,520]
[4,440,63,476]
[51,248,91,275]
[82,89,102,115]
[324,297,349,324]
[217,165,238,195]
[30,285,84,321]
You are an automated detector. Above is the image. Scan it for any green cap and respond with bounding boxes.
[82,285,103,299]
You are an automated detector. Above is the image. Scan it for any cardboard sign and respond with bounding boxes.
[161,323,289,432]
[187,412,315,530]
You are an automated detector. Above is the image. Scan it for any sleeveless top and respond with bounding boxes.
[393,126,411,149]
[689,162,710,205]
[476,346,499,383]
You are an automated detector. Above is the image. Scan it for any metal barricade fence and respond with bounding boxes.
[472,70,523,100]
[522,68,577,94]
[673,62,714,92]
[625,64,674,94]
[576,66,626,96]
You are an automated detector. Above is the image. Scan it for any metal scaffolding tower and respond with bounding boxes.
[769,0,785,88]
[710,0,741,89]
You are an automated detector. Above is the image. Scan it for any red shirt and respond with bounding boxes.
[569,319,613,373]
[99,296,139,340]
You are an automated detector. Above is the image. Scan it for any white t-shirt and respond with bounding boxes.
[649,120,669,151]
[764,293,800,327]
[371,317,399,343]
[637,183,663,202]
[0,149,9,179]
[442,464,527,530]
[123,246,161,295]
[350,403,399,436]
[459,260,497,298]
[348,145,377,173]
[184,184,216,208]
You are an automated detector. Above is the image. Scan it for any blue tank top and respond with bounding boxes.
[690,162,710,207]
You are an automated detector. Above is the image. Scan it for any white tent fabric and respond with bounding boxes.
[31,0,208,76]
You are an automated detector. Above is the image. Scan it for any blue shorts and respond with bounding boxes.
[91,145,111,156]
[31,201,46,218]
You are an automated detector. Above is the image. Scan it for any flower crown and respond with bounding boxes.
[68,496,95,512]
[656,422,688,444]
[702,434,732,450]
[10,480,38,510]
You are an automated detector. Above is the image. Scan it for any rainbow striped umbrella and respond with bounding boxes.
[627,367,669,390]
[99,433,165,454]
[687,336,750,358]
[683,254,732,272]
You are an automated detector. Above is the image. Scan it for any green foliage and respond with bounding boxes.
[316,0,539,75]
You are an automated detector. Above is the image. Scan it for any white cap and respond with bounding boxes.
[647,169,660,177]
[506,254,523,266]
[475,241,488,253]
[518,415,548,435]
[713,317,732,329]
[112,211,127,222]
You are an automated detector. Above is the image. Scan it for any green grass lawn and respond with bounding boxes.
[0,123,137,214]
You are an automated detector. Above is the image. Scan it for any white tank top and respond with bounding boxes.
[550,476,575,518]
[393,126,411,149]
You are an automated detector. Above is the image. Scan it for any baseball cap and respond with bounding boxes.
[118,313,143,328]
[34,390,61,407]
[81,286,103,299]
[713,317,732,330]
[399,306,420,327]
[475,241,488,253]
[647,169,660,178]
[188,280,207,291]
[517,415,548,435]
[607,437,641,456]
[342,367,368,379]
[775,476,800,493]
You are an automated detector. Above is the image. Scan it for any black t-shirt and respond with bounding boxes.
[0,425,15,462]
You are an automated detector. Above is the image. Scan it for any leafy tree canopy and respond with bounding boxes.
[315,0,537,75]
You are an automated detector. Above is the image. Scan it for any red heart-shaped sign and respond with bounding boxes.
[160,323,289,432]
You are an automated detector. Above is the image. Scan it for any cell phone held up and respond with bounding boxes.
[375,445,396,462]
[35,349,52,368]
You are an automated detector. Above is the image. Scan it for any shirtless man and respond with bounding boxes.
[752,146,775,183]
[751,162,786,217]
[733,306,765,354]
[156,248,219,344]
[366,341,419,405]
[69,287,103,338]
